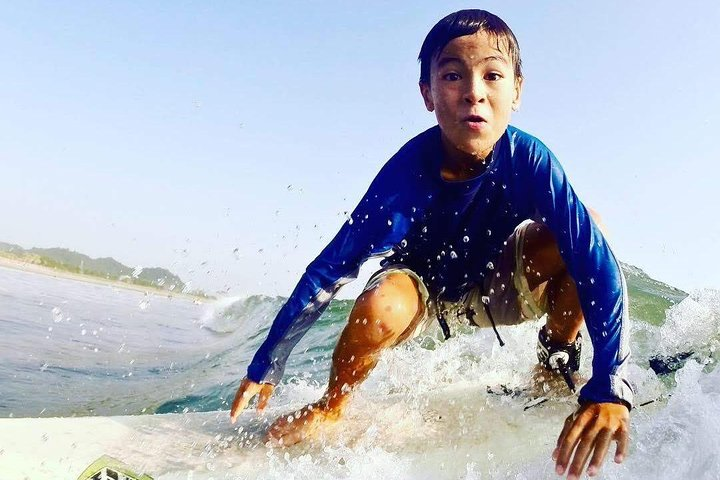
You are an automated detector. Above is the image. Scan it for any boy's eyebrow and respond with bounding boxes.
[436,55,509,69]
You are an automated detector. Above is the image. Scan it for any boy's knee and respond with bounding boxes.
[351,273,421,345]
[523,223,565,280]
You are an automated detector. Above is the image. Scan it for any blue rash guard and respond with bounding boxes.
[247,125,634,408]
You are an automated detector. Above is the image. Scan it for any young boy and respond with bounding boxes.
[231,9,633,479]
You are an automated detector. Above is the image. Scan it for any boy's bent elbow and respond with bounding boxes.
[587,206,607,236]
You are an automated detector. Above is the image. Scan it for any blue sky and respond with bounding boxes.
[1,1,718,297]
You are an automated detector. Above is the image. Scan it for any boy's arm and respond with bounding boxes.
[524,140,634,409]
[246,162,409,386]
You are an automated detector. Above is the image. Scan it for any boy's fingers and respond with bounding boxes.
[615,427,629,463]
[587,429,612,476]
[553,409,579,461]
[230,379,260,423]
[556,413,575,449]
[568,435,595,479]
[257,383,275,412]
[555,414,589,473]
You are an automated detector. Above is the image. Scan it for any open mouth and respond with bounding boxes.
[463,115,488,130]
[464,115,486,123]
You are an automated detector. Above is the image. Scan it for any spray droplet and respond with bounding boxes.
[450,251,458,259]
[486,262,495,270]
[463,235,470,243]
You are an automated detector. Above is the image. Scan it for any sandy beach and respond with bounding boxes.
[0,255,205,302]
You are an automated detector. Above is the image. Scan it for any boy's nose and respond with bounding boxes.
[464,78,487,104]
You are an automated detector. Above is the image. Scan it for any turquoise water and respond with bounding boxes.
[0,262,694,418]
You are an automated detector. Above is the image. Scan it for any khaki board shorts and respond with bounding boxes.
[361,220,548,344]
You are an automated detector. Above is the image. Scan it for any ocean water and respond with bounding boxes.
[0,264,718,479]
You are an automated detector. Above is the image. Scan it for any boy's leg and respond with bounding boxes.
[522,208,605,344]
[267,269,427,445]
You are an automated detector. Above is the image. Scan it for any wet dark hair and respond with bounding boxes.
[418,9,522,84]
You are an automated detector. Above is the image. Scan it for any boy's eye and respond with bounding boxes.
[485,72,503,81]
[442,72,461,81]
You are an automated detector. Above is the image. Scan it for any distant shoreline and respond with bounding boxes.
[0,256,206,302]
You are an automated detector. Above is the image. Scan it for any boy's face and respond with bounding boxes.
[420,31,523,161]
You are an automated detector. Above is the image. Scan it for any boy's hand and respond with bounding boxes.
[230,377,275,424]
[553,402,629,479]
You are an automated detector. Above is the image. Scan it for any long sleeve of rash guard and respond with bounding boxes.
[523,136,634,408]
[246,158,411,385]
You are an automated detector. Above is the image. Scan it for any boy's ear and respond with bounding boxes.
[419,82,435,112]
[512,76,524,112]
